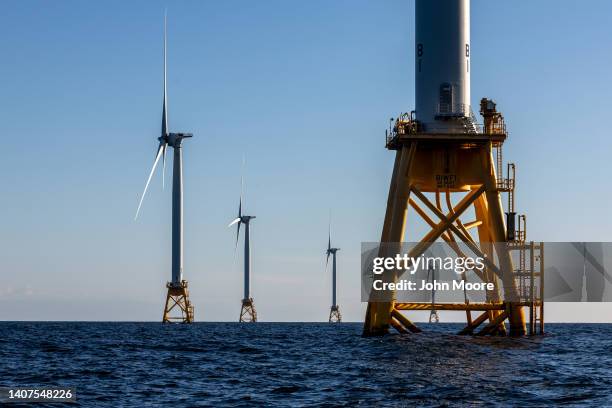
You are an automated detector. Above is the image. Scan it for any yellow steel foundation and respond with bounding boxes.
[329,305,342,323]
[162,280,194,323]
[363,102,539,336]
[240,298,257,322]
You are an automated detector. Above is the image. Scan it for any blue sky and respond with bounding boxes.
[0,0,611,321]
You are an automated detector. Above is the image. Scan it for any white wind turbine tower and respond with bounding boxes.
[326,217,342,323]
[229,167,258,322]
[135,14,194,323]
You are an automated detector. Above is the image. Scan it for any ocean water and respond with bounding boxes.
[0,322,610,407]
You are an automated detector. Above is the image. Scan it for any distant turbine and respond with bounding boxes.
[229,167,257,322]
[135,13,194,323]
[326,216,342,323]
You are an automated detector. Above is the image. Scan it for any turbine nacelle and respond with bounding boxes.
[239,215,256,224]
[161,132,193,148]
[326,247,340,255]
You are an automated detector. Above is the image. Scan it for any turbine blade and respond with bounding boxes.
[162,143,167,190]
[235,222,241,251]
[135,142,164,220]
[231,164,244,252]
[239,155,245,218]
[239,174,244,218]
[161,11,168,137]
[328,210,332,251]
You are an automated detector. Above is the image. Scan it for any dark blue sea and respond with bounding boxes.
[0,322,610,407]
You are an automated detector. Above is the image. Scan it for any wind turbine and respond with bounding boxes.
[229,171,257,322]
[326,217,342,323]
[135,14,194,323]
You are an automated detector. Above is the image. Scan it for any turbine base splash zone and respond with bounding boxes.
[239,298,257,322]
[162,281,194,323]
[329,305,342,323]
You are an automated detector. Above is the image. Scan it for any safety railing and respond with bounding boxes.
[484,120,507,135]
[496,178,515,191]
[436,102,478,118]
[435,103,482,133]
[385,112,418,146]
[384,104,500,146]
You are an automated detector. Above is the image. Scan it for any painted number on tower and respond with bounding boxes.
[436,174,457,188]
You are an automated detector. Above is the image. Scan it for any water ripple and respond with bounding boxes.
[0,322,610,407]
